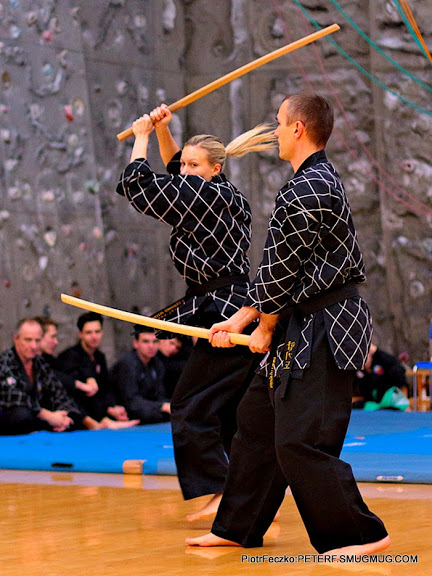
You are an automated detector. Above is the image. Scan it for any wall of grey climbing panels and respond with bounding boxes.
[0,0,431,364]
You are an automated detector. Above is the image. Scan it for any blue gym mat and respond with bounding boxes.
[341,410,432,484]
[0,423,176,475]
[0,411,430,483]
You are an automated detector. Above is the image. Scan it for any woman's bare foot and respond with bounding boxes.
[185,533,240,547]
[327,535,391,560]
[187,493,222,522]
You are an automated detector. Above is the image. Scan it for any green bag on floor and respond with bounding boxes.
[363,386,410,412]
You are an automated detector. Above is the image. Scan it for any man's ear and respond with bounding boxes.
[294,120,305,137]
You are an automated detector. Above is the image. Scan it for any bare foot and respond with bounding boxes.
[100,417,140,430]
[185,546,238,559]
[327,535,391,560]
[187,493,222,522]
[185,533,240,547]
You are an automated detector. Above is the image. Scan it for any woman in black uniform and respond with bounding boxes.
[116,104,275,520]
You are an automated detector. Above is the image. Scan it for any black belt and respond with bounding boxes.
[270,281,360,391]
[185,274,250,298]
[151,274,250,322]
[279,281,360,323]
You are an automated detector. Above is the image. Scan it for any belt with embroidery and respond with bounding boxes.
[271,281,360,389]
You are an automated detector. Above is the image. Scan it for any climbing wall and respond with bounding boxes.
[0,0,431,363]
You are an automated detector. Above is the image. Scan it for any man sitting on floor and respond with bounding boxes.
[109,325,170,424]
[0,317,82,435]
[57,312,132,424]
[37,316,138,430]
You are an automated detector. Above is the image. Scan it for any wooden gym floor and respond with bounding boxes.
[0,470,430,576]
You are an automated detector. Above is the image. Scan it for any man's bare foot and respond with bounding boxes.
[187,493,222,522]
[185,533,241,547]
[100,417,140,429]
[327,535,391,560]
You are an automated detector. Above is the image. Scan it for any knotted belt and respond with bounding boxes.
[152,274,250,324]
[268,281,360,393]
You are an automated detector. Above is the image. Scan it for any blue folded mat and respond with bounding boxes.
[0,411,430,483]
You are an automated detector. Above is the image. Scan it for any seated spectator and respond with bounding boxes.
[0,317,82,435]
[157,335,193,398]
[352,343,410,411]
[56,312,132,424]
[36,316,138,430]
[109,325,170,424]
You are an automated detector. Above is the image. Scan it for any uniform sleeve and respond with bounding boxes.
[0,351,35,410]
[116,156,233,235]
[57,348,90,382]
[166,151,181,175]
[38,359,82,416]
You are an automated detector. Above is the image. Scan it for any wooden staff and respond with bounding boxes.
[61,294,250,346]
[117,23,340,141]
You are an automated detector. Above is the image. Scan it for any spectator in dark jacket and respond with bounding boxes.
[157,335,193,398]
[110,325,170,424]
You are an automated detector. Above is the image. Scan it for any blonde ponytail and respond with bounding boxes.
[225,124,277,158]
[184,124,276,168]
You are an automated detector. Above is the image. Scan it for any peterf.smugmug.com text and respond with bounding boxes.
[241,553,418,564]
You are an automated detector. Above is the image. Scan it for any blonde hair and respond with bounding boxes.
[184,124,276,168]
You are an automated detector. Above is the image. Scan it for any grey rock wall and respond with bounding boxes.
[0,0,431,364]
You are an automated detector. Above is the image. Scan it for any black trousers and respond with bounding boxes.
[170,337,257,500]
[212,311,388,552]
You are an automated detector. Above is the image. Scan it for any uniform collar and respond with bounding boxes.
[294,149,327,176]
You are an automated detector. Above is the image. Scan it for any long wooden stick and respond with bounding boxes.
[117,23,340,141]
[61,294,250,346]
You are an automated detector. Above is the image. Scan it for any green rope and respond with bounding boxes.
[329,0,432,93]
[392,0,432,62]
[291,0,432,117]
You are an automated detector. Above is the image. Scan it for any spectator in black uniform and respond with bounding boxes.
[109,325,170,424]
[37,316,138,429]
[57,312,132,424]
[0,318,81,434]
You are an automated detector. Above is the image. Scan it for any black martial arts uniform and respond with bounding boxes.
[116,152,258,499]
[57,343,115,422]
[0,347,83,435]
[210,150,388,552]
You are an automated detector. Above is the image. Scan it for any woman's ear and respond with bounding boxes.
[212,163,222,176]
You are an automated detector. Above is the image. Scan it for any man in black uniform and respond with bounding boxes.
[37,316,138,430]
[0,318,81,434]
[57,312,131,424]
[186,93,390,557]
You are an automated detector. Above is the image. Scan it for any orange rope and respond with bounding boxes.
[400,0,432,67]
